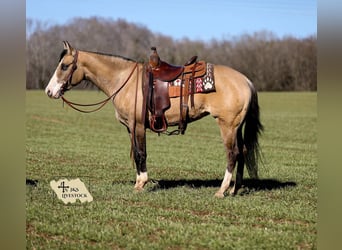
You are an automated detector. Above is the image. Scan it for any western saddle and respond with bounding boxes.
[145,47,206,134]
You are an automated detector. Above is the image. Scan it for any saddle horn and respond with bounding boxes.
[149,47,160,69]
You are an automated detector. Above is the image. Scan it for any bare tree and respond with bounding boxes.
[26,18,316,91]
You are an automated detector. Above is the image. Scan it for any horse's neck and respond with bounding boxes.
[80,51,136,96]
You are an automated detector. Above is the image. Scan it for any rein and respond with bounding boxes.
[61,62,139,113]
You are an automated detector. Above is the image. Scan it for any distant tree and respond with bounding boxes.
[26,18,316,91]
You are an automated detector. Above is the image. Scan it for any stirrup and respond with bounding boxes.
[150,115,168,133]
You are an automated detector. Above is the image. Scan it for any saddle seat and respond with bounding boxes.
[149,47,199,82]
[151,61,184,82]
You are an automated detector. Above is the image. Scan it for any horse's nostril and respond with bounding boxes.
[47,89,52,97]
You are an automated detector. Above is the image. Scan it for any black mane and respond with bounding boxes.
[84,50,137,63]
[58,49,137,63]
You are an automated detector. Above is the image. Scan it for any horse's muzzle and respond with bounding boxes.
[45,87,63,99]
[46,89,52,97]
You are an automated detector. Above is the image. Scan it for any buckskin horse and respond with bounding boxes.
[45,41,263,198]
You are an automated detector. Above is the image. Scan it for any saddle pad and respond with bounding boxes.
[168,63,215,98]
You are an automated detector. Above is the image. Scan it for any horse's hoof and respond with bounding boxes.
[229,188,236,196]
[134,187,144,193]
[214,192,225,198]
[134,184,144,193]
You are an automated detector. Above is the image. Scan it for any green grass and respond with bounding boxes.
[26,90,317,249]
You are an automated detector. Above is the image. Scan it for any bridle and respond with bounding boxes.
[61,50,79,95]
[59,50,139,113]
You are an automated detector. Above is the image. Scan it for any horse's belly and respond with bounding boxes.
[165,95,210,124]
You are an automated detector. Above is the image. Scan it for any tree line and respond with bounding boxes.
[26,17,316,91]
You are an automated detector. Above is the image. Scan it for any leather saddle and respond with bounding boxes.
[150,55,198,82]
[145,47,206,134]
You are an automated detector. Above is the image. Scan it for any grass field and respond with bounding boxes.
[26,90,317,249]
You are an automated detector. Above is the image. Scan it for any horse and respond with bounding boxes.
[45,41,263,198]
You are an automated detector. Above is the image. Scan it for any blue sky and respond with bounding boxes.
[26,0,316,41]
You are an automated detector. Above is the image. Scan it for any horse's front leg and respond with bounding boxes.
[132,124,148,191]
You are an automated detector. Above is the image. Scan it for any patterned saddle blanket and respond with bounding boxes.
[168,63,215,98]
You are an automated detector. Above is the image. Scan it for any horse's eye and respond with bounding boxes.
[61,63,68,71]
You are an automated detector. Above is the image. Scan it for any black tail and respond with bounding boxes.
[244,85,264,179]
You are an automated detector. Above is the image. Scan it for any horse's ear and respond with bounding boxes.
[63,41,74,55]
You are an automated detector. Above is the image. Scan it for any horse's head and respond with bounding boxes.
[45,41,84,98]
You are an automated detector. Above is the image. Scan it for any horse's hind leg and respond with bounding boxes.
[132,124,148,191]
[215,119,240,198]
[229,126,245,195]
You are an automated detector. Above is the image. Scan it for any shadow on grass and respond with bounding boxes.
[148,178,297,194]
[29,178,297,195]
[26,178,39,187]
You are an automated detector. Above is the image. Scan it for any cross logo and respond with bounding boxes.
[57,181,69,193]
[51,178,93,204]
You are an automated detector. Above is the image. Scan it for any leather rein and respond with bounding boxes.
[60,50,139,113]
